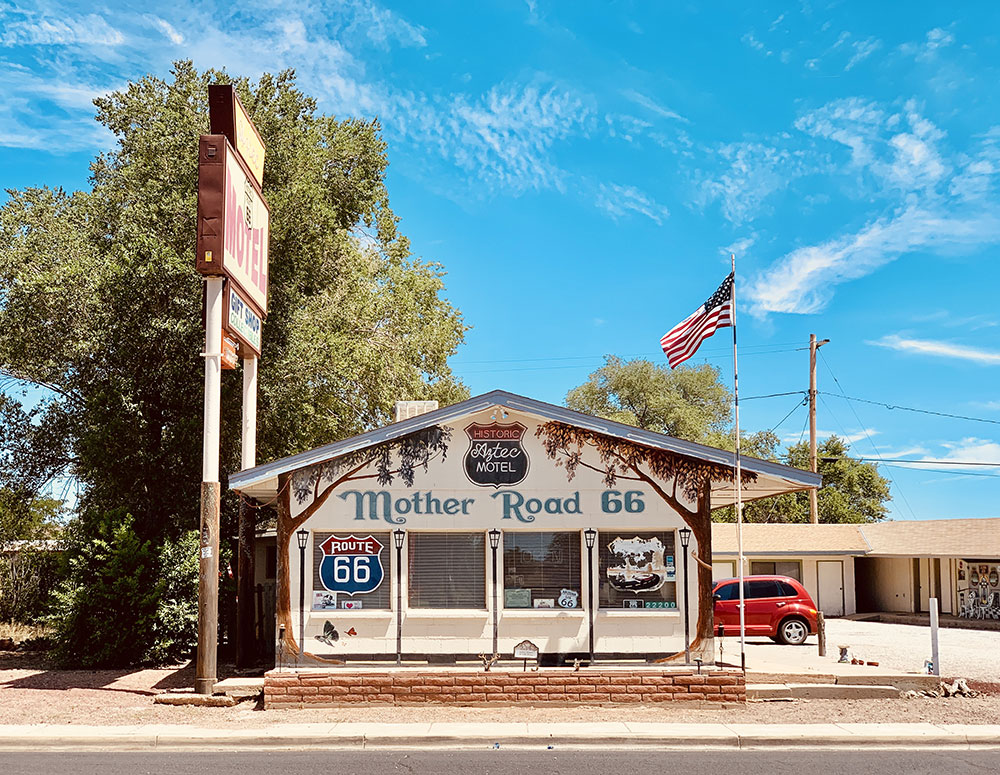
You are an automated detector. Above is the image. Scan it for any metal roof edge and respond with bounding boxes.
[229,389,820,492]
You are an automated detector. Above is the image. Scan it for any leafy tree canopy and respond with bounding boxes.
[565,356,731,441]
[0,62,468,542]
[566,356,891,524]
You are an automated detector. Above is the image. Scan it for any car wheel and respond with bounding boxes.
[777,617,809,645]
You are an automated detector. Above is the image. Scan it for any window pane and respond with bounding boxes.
[750,561,776,575]
[775,562,801,581]
[715,582,738,601]
[503,532,581,609]
[312,532,391,611]
[598,531,677,609]
[408,532,485,609]
[747,579,781,599]
[777,581,799,597]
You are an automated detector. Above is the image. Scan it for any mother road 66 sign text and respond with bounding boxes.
[318,535,385,595]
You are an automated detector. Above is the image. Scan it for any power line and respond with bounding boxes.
[878,464,1000,479]
[819,350,919,521]
[854,458,1000,467]
[819,391,1000,426]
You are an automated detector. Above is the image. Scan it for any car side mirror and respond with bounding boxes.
[713,594,722,601]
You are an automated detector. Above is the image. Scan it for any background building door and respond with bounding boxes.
[817,560,845,617]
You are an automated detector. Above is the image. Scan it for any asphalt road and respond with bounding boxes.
[6,750,1000,775]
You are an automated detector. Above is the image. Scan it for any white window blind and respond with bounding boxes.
[408,532,486,609]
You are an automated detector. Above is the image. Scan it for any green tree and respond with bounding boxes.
[565,356,731,441]
[565,357,892,524]
[0,62,468,545]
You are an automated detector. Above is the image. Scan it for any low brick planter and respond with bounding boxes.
[264,668,745,708]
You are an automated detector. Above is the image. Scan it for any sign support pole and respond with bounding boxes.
[195,275,224,695]
[236,354,258,669]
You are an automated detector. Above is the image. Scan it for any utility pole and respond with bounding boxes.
[809,334,830,524]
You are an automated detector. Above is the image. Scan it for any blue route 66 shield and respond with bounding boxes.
[318,534,385,596]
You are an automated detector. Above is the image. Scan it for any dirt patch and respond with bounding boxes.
[3,653,1000,728]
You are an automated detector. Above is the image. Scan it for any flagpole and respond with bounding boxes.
[730,252,746,673]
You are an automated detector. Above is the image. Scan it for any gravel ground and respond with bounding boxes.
[817,619,1000,681]
[738,618,1000,682]
[2,651,999,728]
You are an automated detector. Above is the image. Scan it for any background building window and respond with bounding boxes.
[598,531,677,609]
[311,531,391,611]
[503,532,581,609]
[750,560,802,581]
[408,532,486,609]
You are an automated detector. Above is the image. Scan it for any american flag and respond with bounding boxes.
[660,272,734,368]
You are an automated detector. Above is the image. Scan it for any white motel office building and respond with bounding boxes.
[231,391,819,665]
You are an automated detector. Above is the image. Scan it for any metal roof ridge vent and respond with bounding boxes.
[394,400,440,423]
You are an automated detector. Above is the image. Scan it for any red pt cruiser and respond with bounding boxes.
[712,575,819,645]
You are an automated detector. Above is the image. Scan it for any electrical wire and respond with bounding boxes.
[819,350,919,521]
[819,392,1000,426]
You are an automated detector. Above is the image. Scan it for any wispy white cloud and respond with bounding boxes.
[595,183,670,225]
[144,15,184,46]
[697,142,810,225]
[0,10,124,47]
[750,205,1000,314]
[749,99,1000,315]
[845,37,881,70]
[742,31,772,56]
[340,0,427,48]
[893,438,1000,471]
[871,335,1000,366]
[621,89,688,123]
[721,234,757,257]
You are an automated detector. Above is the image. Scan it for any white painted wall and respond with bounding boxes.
[866,557,914,612]
[287,408,706,659]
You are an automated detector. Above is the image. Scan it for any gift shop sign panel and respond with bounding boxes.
[196,136,270,316]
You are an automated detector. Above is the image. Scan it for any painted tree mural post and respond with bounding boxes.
[274,427,450,665]
[535,422,755,659]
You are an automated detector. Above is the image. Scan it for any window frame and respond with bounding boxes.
[501,530,583,611]
[406,531,488,611]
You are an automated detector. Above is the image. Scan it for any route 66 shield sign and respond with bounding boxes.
[318,534,385,596]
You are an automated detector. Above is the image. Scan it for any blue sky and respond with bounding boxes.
[3,1,1000,520]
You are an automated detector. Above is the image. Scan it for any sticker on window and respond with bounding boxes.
[607,536,670,592]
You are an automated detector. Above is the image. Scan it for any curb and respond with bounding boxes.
[0,724,998,751]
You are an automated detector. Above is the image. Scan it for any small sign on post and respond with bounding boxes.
[513,639,539,672]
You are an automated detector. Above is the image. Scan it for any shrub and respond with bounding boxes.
[48,510,163,668]
[148,530,200,665]
[0,549,62,624]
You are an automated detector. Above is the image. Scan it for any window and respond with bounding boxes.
[777,581,799,597]
[408,532,485,609]
[747,579,782,599]
[503,532,581,609]
[311,531,391,611]
[750,560,802,581]
[598,531,677,609]
[715,582,739,601]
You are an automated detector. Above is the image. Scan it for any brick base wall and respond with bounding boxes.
[264,669,745,707]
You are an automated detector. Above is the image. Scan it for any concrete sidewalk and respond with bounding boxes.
[0,722,998,751]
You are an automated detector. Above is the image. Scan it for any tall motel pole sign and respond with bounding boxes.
[194,85,269,694]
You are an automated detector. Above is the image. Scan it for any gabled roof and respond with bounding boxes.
[229,389,820,506]
[712,523,872,556]
[711,518,1000,558]
[860,518,1000,557]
